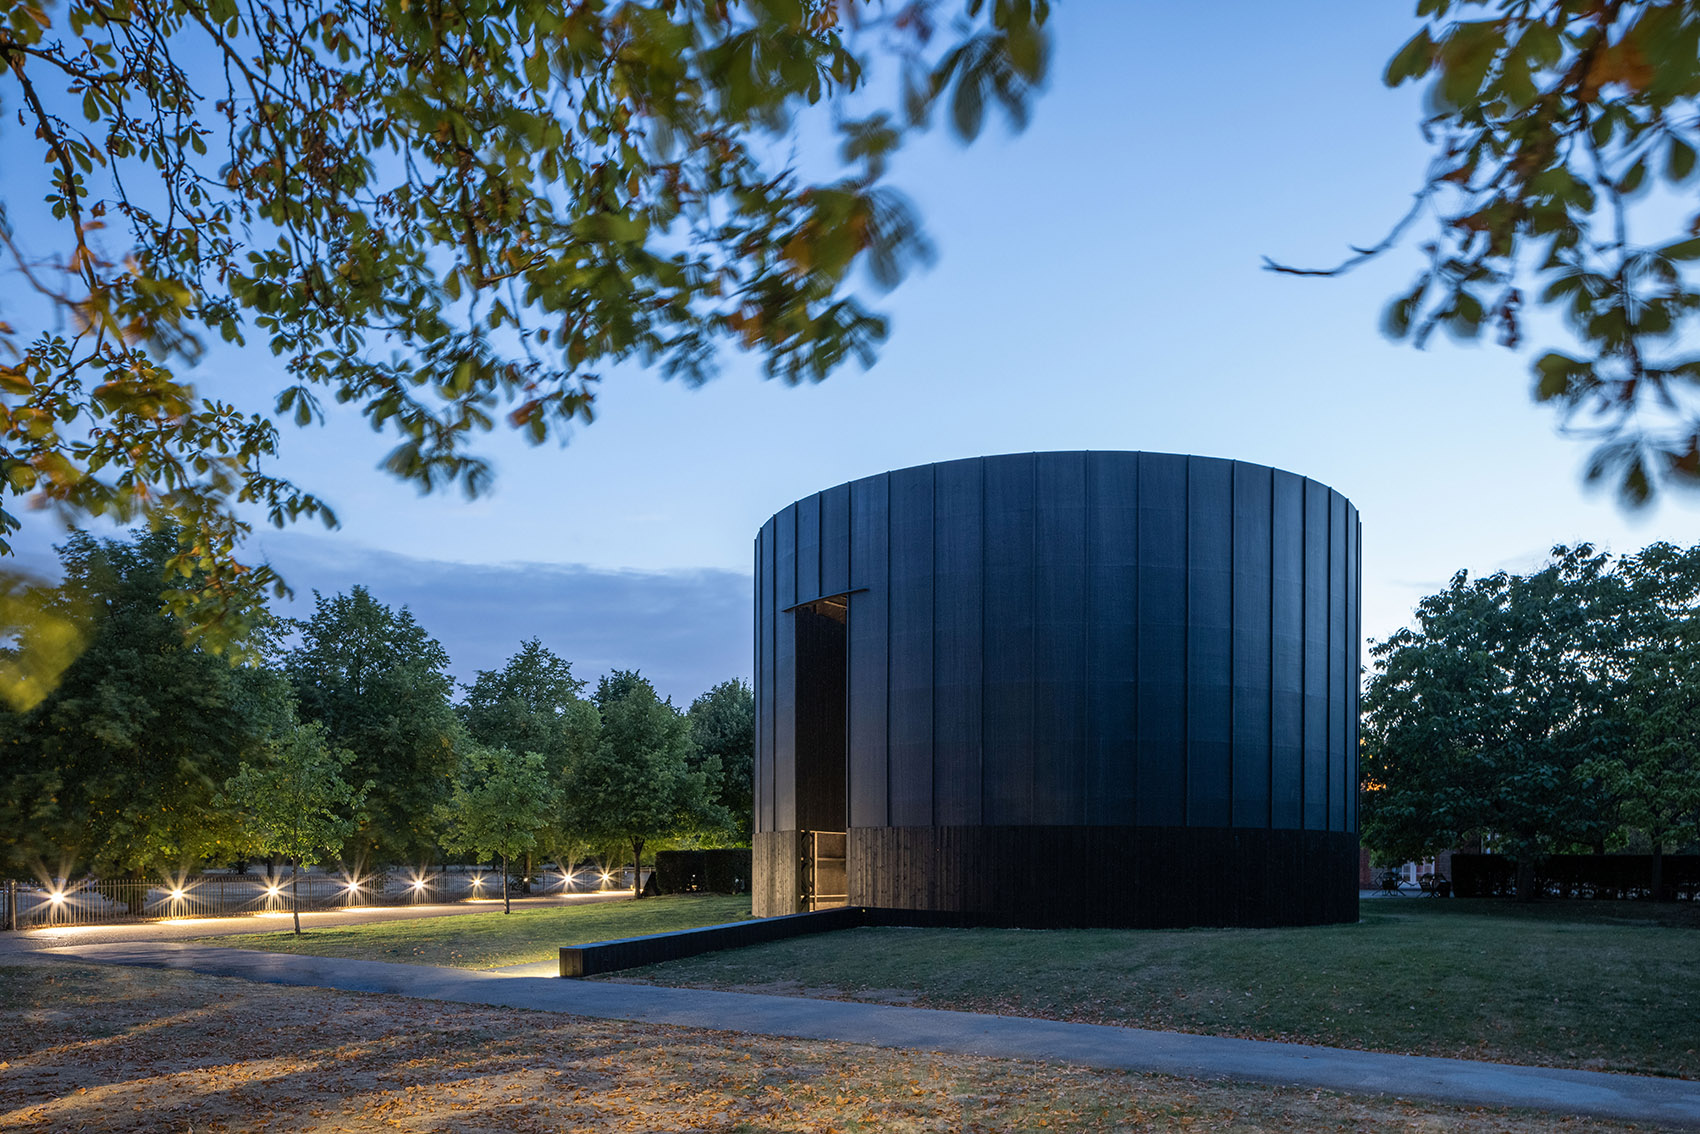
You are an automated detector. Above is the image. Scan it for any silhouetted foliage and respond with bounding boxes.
[285,587,460,865]
[1364,541,1700,899]
[0,528,289,877]
[688,678,755,843]
[0,0,1051,671]
[1274,0,1700,505]
[569,670,722,897]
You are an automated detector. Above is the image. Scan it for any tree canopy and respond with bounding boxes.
[438,745,552,914]
[0,527,290,877]
[0,535,753,884]
[0,0,1050,645]
[570,669,721,896]
[459,638,601,867]
[285,586,461,865]
[687,677,754,843]
[1276,0,1700,505]
[459,637,598,776]
[1363,540,1700,898]
[223,718,368,933]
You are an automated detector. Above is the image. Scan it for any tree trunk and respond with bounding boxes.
[290,859,302,936]
[502,852,512,915]
[1515,856,1537,903]
[632,838,645,899]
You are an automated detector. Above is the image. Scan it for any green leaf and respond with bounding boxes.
[1659,237,1700,261]
[1667,137,1697,184]
[1438,21,1504,109]
[1384,29,1436,87]
[1617,157,1646,195]
[1533,351,1585,402]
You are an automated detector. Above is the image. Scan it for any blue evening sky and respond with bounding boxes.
[10,2,1698,702]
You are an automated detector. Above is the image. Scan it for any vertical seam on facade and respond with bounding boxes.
[1082,451,1092,825]
[930,464,938,829]
[1182,457,1191,828]
[1326,492,1333,832]
[843,487,853,834]
[1132,454,1140,823]
[768,525,778,835]
[1030,453,1038,820]
[1267,472,1275,830]
[1299,480,1308,833]
[1228,462,1236,830]
[979,457,988,827]
[884,475,892,829]
[756,530,763,834]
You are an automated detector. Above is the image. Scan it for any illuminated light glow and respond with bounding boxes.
[345,881,359,892]
[471,875,484,888]
[169,889,186,900]
[412,879,427,891]
[48,890,65,905]
[265,885,282,898]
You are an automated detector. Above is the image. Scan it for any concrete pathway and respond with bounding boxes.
[36,941,1700,1129]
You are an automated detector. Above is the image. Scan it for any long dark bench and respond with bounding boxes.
[558,906,971,977]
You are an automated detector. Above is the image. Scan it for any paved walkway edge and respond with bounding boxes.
[36,942,1700,1129]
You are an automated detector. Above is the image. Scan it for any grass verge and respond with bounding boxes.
[196,893,751,969]
[0,961,1650,1132]
[607,899,1700,1080]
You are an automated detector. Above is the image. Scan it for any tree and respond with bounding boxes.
[0,0,1050,653]
[0,527,289,878]
[285,587,460,865]
[223,720,368,935]
[1587,541,1700,897]
[687,678,755,843]
[567,670,721,897]
[461,640,592,760]
[1362,545,1617,899]
[1273,0,1700,505]
[439,746,552,915]
[459,639,600,880]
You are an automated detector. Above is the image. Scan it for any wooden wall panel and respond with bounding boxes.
[1034,452,1087,824]
[1302,479,1329,831]
[932,458,983,827]
[887,464,935,828]
[848,475,889,829]
[1186,456,1232,827]
[1085,453,1138,824]
[981,454,1036,825]
[1231,462,1273,828]
[1270,470,1305,830]
[1135,453,1187,826]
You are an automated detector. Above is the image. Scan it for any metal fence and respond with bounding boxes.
[1,865,629,930]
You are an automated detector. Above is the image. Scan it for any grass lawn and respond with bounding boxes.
[196,893,751,969]
[606,899,1700,1080]
[0,961,1648,1132]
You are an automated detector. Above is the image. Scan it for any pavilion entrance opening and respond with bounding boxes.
[794,595,848,910]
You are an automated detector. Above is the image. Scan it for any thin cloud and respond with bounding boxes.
[258,533,752,705]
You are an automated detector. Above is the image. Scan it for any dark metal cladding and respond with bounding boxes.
[752,452,1361,928]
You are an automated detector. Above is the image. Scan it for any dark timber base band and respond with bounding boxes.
[758,826,1359,928]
